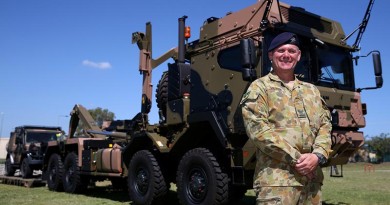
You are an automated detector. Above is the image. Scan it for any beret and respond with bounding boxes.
[268,32,300,52]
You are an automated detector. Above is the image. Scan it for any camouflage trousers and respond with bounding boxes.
[254,183,322,205]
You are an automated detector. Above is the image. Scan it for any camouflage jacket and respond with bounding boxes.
[240,72,332,186]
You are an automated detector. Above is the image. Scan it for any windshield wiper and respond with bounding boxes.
[320,66,340,88]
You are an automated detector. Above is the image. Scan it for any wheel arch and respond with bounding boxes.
[122,134,154,170]
[43,146,62,171]
[170,114,231,169]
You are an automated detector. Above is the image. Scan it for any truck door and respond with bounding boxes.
[14,132,24,163]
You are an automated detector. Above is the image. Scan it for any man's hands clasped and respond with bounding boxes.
[294,153,319,180]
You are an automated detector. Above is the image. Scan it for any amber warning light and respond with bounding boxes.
[185,26,191,39]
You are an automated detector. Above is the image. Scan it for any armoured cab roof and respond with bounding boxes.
[198,0,351,50]
[16,125,62,132]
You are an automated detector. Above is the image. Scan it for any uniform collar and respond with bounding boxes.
[267,71,304,86]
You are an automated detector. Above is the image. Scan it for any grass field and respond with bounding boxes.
[321,163,390,205]
[0,162,389,205]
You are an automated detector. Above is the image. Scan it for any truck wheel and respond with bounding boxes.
[21,158,33,178]
[155,71,168,118]
[128,150,167,205]
[4,158,16,176]
[47,153,64,191]
[176,148,229,205]
[63,152,88,193]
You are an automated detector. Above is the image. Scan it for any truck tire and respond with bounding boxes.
[63,152,88,193]
[155,71,168,118]
[4,158,16,176]
[176,148,229,205]
[128,150,167,205]
[21,158,33,178]
[47,153,64,191]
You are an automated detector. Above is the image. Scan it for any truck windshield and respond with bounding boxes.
[263,33,355,91]
[316,45,354,90]
[26,132,58,143]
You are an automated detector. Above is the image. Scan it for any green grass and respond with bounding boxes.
[0,181,131,205]
[0,163,389,205]
[322,163,390,205]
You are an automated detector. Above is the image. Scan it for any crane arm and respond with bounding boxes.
[68,104,105,138]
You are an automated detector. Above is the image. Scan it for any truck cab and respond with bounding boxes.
[5,125,63,178]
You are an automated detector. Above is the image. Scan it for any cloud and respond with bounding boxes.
[82,59,112,70]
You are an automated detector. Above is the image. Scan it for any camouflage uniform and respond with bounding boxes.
[240,72,332,204]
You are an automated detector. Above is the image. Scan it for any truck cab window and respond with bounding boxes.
[218,45,243,72]
[26,132,57,143]
[316,45,354,90]
[294,47,311,82]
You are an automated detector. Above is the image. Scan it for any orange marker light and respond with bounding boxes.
[184,26,191,39]
[243,151,249,158]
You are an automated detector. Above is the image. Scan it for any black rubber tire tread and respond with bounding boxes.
[62,152,88,193]
[21,158,33,178]
[47,153,64,191]
[155,71,168,118]
[128,150,167,205]
[176,148,229,205]
[4,157,16,176]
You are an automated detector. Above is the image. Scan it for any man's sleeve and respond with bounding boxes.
[240,81,301,166]
[312,90,333,160]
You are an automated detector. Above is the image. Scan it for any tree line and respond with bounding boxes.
[364,133,390,163]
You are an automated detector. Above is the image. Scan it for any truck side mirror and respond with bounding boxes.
[240,38,257,81]
[372,51,383,88]
[356,50,383,92]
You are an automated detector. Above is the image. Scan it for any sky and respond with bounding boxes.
[0,0,389,138]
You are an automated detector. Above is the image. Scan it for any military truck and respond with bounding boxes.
[5,125,63,178]
[42,0,383,204]
[42,104,129,193]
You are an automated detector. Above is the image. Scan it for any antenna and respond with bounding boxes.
[342,0,375,50]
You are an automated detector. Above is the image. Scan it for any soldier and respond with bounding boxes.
[240,32,332,204]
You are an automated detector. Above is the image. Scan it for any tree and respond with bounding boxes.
[75,107,116,136]
[88,107,115,128]
[365,133,390,162]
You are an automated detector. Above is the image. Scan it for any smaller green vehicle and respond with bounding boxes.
[5,125,63,178]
